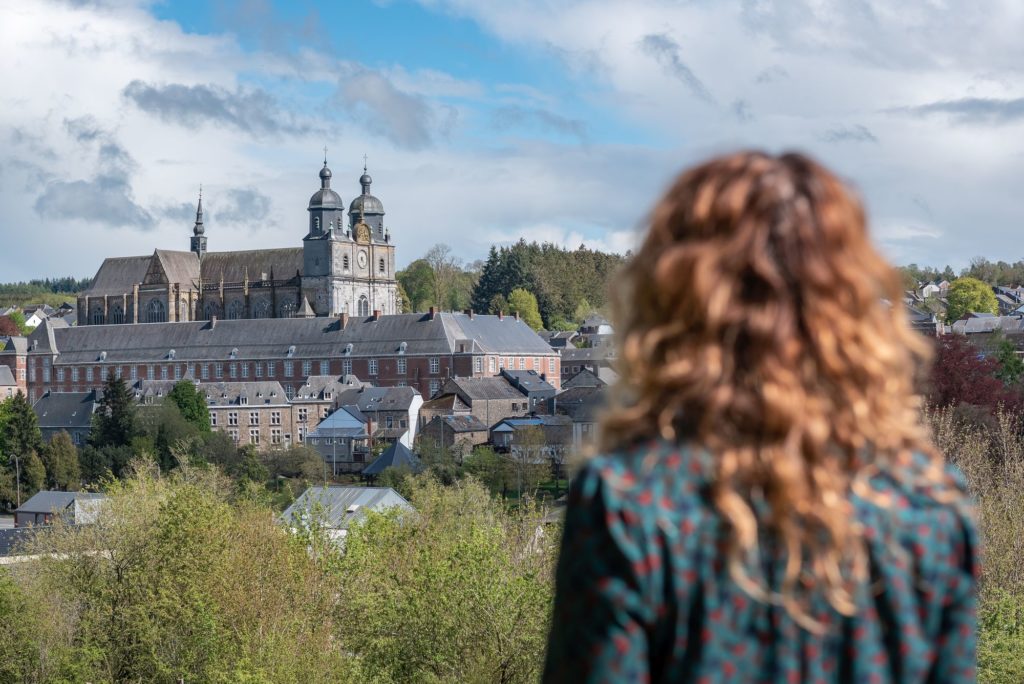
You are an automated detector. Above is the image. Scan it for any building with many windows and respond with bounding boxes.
[1,310,560,404]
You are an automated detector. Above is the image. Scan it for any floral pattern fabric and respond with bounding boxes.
[543,441,978,683]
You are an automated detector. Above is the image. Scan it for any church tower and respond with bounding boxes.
[189,189,206,257]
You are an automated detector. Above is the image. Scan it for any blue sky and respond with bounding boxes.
[3,0,1024,281]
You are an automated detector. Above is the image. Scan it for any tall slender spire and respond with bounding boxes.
[193,185,204,235]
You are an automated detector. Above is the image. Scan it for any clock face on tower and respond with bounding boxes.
[357,250,368,268]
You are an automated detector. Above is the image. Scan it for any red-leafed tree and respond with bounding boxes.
[928,334,1023,410]
[0,316,19,337]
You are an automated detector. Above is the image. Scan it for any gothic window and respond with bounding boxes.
[109,305,124,325]
[91,306,105,325]
[203,301,220,320]
[357,295,369,317]
[146,299,166,323]
[379,258,385,274]
[253,300,271,319]
[227,300,243,320]
[279,301,296,318]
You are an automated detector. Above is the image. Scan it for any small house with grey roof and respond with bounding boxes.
[281,485,412,542]
[15,491,106,528]
[33,390,99,445]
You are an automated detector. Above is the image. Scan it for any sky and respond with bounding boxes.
[2,0,1024,281]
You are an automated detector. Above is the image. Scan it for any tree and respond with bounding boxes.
[488,293,509,315]
[0,315,20,337]
[7,311,28,335]
[929,334,1021,411]
[167,380,211,433]
[336,475,555,683]
[509,425,549,498]
[507,288,544,330]
[424,243,461,311]
[40,431,80,490]
[463,445,510,496]
[90,375,137,448]
[945,277,998,322]
[396,259,435,312]
[573,297,594,324]
[0,392,44,509]
[995,337,1024,386]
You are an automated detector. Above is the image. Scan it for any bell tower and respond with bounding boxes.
[190,187,206,257]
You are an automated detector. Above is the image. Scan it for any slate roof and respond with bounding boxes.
[500,369,557,397]
[134,379,289,406]
[443,376,525,402]
[16,490,105,515]
[83,255,153,296]
[562,368,606,389]
[0,365,15,386]
[551,385,606,422]
[491,415,573,430]
[3,336,27,353]
[952,316,1024,335]
[306,405,369,439]
[338,385,420,412]
[281,486,412,530]
[33,391,98,431]
[200,248,303,283]
[152,249,200,287]
[420,394,471,413]
[292,374,368,402]
[363,442,423,476]
[14,313,556,365]
[435,414,489,432]
[0,527,35,557]
[560,346,616,363]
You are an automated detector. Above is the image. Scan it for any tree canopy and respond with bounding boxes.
[946,277,999,322]
[507,288,544,330]
[167,380,211,433]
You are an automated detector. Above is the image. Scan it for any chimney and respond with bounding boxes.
[497,310,503,321]
[513,311,520,321]
[464,308,474,319]
[339,312,349,329]
[428,306,436,320]
[372,309,381,321]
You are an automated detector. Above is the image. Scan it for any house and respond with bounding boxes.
[23,309,48,329]
[489,415,573,478]
[33,390,99,445]
[426,376,532,429]
[905,305,940,337]
[305,405,371,474]
[417,392,472,427]
[335,384,422,447]
[14,491,105,528]
[281,485,413,541]
[0,365,17,399]
[539,330,579,349]
[500,369,557,412]
[561,368,605,389]
[550,384,606,452]
[560,346,618,385]
[579,314,613,336]
[363,441,423,479]
[419,414,490,457]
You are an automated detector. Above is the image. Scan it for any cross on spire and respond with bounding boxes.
[363,153,368,173]
[323,146,328,165]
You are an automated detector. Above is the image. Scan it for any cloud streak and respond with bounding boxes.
[820,124,878,143]
[491,105,587,143]
[337,68,451,150]
[122,80,314,137]
[638,33,715,105]
[892,97,1024,125]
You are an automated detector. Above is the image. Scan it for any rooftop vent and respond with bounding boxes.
[168,349,176,360]
[230,348,238,359]
[287,345,296,358]
[98,351,107,361]
[344,343,353,356]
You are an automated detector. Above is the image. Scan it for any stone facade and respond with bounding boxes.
[77,160,399,326]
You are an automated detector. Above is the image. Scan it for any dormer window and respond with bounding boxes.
[99,351,107,361]
[398,341,407,355]
[230,348,238,360]
[287,345,296,358]
[168,349,176,360]
[240,396,249,405]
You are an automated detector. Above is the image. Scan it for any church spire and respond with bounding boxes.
[190,185,207,257]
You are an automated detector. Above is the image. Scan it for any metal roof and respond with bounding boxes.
[281,486,412,530]
[15,490,105,515]
[363,442,422,476]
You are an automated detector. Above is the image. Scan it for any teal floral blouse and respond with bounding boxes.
[544,441,978,683]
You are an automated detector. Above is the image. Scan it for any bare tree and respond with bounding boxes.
[424,243,461,310]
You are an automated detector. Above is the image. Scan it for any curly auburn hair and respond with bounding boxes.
[600,151,962,627]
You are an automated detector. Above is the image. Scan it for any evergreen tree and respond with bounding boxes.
[471,246,504,313]
[40,431,80,491]
[167,380,211,433]
[90,376,137,448]
[0,392,43,460]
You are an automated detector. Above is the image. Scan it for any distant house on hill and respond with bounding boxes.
[419,414,490,457]
[363,441,423,480]
[33,390,99,445]
[281,485,412,541]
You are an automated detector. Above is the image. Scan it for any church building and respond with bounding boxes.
[77,158,399,325]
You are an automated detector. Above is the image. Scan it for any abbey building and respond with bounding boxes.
[77,159,399,326]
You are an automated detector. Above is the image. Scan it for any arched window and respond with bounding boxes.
[379,258,385,274]
[343,255,350,270]
[253,300,271,319]
[203,301,220,320]
[279,301,296,318]
[146,299,166,323]
[227,300,243,320]
[109,305,124,325]
[357,295,369,317]
[91,306,105,325]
